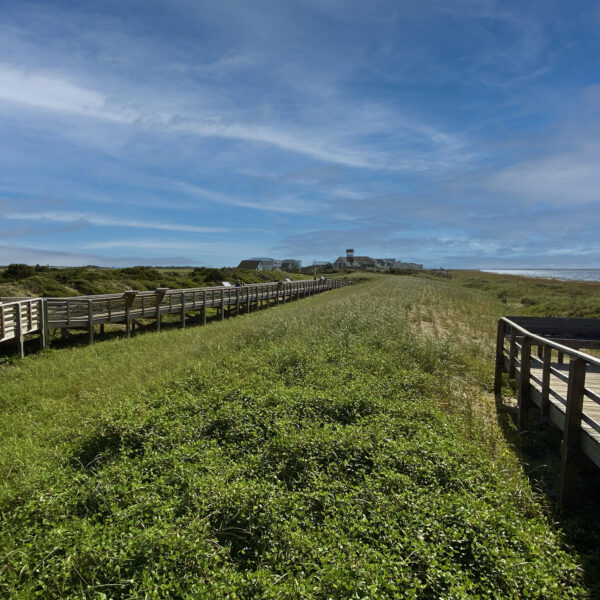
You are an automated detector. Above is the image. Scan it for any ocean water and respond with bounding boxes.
[481,269,600,283]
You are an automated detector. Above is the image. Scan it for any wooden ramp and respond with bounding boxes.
[495,316,600,508]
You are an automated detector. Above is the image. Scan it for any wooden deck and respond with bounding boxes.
[495,316,600,508]
[1,278,351,356]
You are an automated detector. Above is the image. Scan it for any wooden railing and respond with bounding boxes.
[0,298,46,357]
[1,278,352,356]
[494,317,600,507]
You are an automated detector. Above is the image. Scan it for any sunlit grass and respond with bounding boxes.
[0,275,588,598]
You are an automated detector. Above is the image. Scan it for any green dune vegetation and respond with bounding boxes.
[0,264,307,298]
[453,270,600,319]
[1,272,599,598]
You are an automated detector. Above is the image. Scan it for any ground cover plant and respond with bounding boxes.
[0,276,589,598]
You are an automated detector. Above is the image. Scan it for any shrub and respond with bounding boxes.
[521,296,537,306]
[119,266,162,280]
[2,263,35,280]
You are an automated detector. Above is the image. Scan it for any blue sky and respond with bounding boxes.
[1,0,599,268]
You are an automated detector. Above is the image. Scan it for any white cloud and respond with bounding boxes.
[5,211,227,233]
[0,63,472,172]
[484,154,600,205]
[0,244,195,267]
[85,240,245,251]
[82,239,270,262]
[172,181,323,215]
[0,64,130,122]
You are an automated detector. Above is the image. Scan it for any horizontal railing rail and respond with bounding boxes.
[496,317,600,369]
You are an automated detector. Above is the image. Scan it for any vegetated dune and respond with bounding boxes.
[0,265,309,298]
[0,275,589,598]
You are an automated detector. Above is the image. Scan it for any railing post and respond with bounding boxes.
[541,345,552,416]
[493,319,506,394]
[220,289,225,320]
[518,336,531,430]
[41,299,49,349]
[15,303,24,358]
[508,327,517,379]
[559,357,587,509]
[155,288,168,332]
[88,299,95,345]
[202,291,207,325]
[247,287,250,314]
[236,287,241,315]
[181,292,186,328]
[124,291,136,338]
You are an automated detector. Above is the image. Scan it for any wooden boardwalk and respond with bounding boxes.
[1,278,351,357]
[495,316,600,507]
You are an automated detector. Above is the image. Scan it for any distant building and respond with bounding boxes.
[375,258,396,268]
[237,260,263,270]
[395,262,423,270]
[281,259,302,271]
[331,249,422,271]
[332,249,378,270]
[237,258,281,271]
[334,255,377,269]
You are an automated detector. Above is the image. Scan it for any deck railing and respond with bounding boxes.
[1,278,352,355]
[494,317,600,507]
[0,298,46,357]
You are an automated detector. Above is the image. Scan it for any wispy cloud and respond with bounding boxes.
[0,244,196,267]
[0,64,130,122]
[5,211,227,233]
[0,62,472,172]
[482,153,600,206]
[172,181,322,215]
[82,239,270,263]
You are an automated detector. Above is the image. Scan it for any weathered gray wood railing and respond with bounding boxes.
[494,316,600,508]
[1,278,351,356]
[0,298,46,358]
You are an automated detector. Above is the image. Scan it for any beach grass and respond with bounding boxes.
[0,273,592,598]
